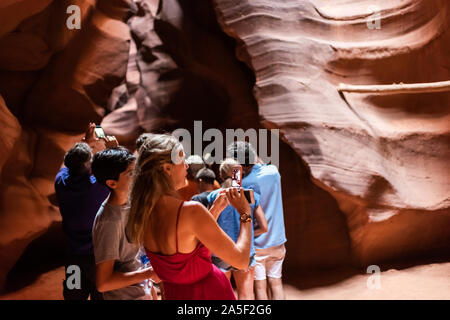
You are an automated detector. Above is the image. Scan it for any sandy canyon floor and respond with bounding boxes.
[1,261,448,300]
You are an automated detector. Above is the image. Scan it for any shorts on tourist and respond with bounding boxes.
[254,243,286,280]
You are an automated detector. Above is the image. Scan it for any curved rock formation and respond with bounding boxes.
[0,0,135,288]
[213,0,450,265]
[105,0,352,270]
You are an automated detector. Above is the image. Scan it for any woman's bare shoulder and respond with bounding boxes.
[183,200,207,210]
[182,201,210,218]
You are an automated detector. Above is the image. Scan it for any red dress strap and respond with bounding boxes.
[175,201,184,253]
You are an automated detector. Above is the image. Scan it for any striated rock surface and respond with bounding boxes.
[213,0,450,265]
[0,0,53,39]
[23,0,132,131]
[0,0,135,289]
[111,0,351,270]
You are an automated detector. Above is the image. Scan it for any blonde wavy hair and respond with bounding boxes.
[126,133,181,244]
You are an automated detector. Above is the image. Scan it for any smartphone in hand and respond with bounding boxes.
[231,165,255,204]
[94,125,106,139]
[231,165,242,188]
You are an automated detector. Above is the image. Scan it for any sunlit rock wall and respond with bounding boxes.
[0,0,134,288]
[212,0,450,265]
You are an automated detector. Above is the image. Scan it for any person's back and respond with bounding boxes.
[93,201,150,299]
[242,163,286,249]
[55,167,109,255]
[91,147,158,300]
[228,141,286,300]
[142,197,235,300]
[207,189,260,264]
[205,158,268,300]
[126,134,254,300]
[54,142,109,300]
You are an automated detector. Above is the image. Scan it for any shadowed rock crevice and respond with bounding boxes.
[2,222,65,294]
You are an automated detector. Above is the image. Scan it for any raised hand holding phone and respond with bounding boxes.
[104,135,119,148]
[94,125,106,139]
[225,187,250,215]
[83,122,97,143]
[231,165,242,188]
[231,165,255,204]
[82,123,118,153]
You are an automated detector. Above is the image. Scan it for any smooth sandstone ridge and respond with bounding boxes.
[212,0,450,264]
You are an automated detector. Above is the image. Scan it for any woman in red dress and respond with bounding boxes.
[126,134,252,300]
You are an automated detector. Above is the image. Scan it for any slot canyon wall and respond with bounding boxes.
[0,0,449,291]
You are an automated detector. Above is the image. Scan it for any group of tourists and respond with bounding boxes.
[54,123,286,300]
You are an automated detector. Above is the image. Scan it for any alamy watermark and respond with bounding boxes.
[366,5,381,30]
[366,265,382,290]
[65,264,81,290]
[172,121,280,167]
[66,4,381,31]
[66,5,81,30]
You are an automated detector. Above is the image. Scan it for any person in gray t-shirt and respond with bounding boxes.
[93,202,149,300]
[91,147,159,300]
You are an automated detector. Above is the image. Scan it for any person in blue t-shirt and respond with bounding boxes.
[206,158,268,300]
[227,141,287,300]
[54,123,117,300]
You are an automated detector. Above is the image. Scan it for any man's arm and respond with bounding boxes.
[95,260,160,293]
[253,205,268,237]
[93,215,159,293]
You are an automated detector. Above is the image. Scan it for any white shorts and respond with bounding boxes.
[254,244,286,280]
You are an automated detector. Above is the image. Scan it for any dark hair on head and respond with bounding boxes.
[196,168,216,185]
[136,133,154,151]
[226,141,257,167]
[185,155,205,179]
[91,147,136,186]
[64,142,92,176]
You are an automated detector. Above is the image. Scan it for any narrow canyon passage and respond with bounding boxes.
[0,0,448,300]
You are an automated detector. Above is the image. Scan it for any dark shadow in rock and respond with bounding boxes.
[363,175,396,207]
[365,91,450,116]
[161,72,230,132]
[3,221,65,294]
[84,74,128,115]
[375,247,450,273]
[279,140,353,271]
